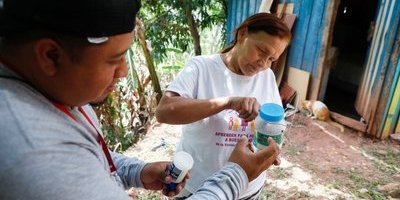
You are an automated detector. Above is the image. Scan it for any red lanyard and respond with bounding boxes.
[53,102,117,174]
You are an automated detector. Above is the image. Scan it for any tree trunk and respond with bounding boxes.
[185,5,202,55]
[135,18,162,104]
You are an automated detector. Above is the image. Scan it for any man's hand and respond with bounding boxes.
[228,136,280,181]
[227,97,260,122]
[140,161,189,197]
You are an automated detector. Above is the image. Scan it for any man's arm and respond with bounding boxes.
[111,151,146,189]
[0,145,132,200]
[188,163,248,200]
[112,152,187,197]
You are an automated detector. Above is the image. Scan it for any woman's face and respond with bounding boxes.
[235,31,288,76]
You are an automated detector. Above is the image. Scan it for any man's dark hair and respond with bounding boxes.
[0,30,91,62]
[0,0,142,61]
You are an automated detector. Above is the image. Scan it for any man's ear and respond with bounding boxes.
[33,39,62,76]
[237,27,248,43]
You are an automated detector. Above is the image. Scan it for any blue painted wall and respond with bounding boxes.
[372,0,400,92]
[226,0,262,43]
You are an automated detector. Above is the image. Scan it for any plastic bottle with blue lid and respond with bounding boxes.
[165,151,194,191]
[253,103,286,150]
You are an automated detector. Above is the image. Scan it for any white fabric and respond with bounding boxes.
[167,54,282,198]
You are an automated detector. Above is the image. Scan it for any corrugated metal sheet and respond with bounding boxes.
[355,0,400,138]
[355,0,394,116]
[226,0,400,138]
[396,118,400,133]
[382,58,400,136]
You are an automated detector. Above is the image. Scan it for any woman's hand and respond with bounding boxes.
[227,97,260,121]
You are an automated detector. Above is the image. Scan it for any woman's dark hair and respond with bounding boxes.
[222,13,291,53]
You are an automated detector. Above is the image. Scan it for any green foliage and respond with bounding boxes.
[140,0,227,61]
[157,47,191,87]
[136,192,161,200]
[94,44,156,152]
[94,94,133,152]
[132,190,162,200]
[160,64,183,73]
[94,1,227,152]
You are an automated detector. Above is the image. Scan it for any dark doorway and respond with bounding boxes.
[324,0,378,120]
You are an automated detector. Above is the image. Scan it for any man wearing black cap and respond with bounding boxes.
[0,0,280,199]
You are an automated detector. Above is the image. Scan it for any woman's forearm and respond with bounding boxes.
[156,95,231,124]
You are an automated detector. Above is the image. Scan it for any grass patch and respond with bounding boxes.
[285,144,306,157]
[368,147,400,174]
[328,179,346,190]
[271,167,291,179]
[261,186,279,200]
[134,191,162,200]
[331,167,387,199]
[261,186,311,200]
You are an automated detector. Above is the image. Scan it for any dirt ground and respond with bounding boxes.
[124,113,400,200]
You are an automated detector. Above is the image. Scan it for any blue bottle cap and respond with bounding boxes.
[259,103,284,122]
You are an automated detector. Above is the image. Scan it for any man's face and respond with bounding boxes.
[52,32,134,106]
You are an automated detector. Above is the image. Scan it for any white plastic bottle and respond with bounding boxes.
[165,151,194,191]
[253,103,286,150]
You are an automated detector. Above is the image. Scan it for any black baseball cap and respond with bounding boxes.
[0,0,141,44]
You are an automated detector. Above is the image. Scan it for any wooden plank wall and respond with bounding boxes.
[285,0,328,100]
[368,1,400,138]
[226,0,400,138]
[396,118,400,133]
[226,0,262,44]
[381,37,400,138]
[227,0,330,100]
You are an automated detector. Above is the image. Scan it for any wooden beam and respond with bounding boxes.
[390,133,400,145]
[310,0,340,100]
[330,111,367,133]
[287,67,310,106]
[258,0,274,13]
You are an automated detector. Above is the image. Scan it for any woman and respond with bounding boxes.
[156,13,291,199]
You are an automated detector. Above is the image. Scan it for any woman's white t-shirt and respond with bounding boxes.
[166,54,282,198]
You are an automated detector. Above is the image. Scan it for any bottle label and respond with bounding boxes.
[167,163,182,182]
[255,131,283,147]
[165,163,183,192]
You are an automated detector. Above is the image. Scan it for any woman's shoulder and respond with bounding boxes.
[260,68,277,78]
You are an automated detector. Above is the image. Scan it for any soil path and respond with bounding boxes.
[124,114,400,199]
